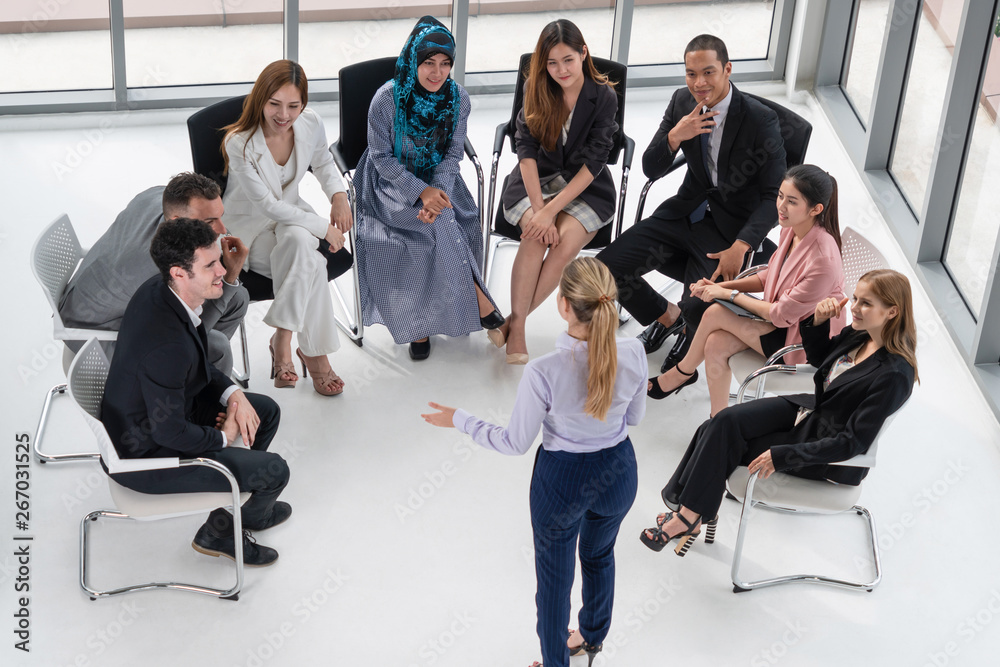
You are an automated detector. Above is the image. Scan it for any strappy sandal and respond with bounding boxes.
[269,339,298,389]
[295,349,345,396]
[640,512,708,556]
[656,512,718,542]
[647,365,698,400]
[568,629,602,667]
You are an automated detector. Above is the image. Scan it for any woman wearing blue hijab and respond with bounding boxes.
[354,16,502,360]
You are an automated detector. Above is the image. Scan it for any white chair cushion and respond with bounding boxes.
[727,467,864,514]
[109,479,250,520]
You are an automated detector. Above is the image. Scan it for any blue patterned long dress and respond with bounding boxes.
[354,81,493,344]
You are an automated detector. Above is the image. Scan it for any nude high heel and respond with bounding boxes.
[269,339,297,389]
[295,349,344,396]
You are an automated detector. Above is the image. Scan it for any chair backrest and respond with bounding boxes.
[334,56,397,172]
[31,213,83,328]
[67,339,120,469]
[187,95,248,194]
[840,227,890,297]
[505,53,629,167]
[744,93,812,169]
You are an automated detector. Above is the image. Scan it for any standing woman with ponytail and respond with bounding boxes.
[648,165,846,416]
[423,257,646,667]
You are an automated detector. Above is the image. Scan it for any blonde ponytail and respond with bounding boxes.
[559,258,619,421]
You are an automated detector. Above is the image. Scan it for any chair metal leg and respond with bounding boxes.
[730,473,882,593]
[333,175,364,347]
[34,384,100,464]
[230,321,250,388]
[81,459,245,601]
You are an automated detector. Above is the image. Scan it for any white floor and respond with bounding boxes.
[4,84,1000,667]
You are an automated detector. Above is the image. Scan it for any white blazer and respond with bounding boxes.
[222,108,346,245]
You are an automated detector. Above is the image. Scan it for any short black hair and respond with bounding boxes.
[150,218,219,285]
[161,172,222,219]
[684,34,730,67]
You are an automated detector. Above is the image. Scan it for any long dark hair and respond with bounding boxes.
[222,60,308,173]
[524,19,611,152]
[783,164,841,251]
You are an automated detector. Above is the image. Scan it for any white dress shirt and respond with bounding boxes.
[452,332,647,455]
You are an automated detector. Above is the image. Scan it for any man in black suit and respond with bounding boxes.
[597,34,786,370]
[101,219,290,566]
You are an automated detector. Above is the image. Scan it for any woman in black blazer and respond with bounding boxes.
[487,19,618,364]
[640,269,919,554]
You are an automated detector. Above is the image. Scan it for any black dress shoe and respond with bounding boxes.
[243,501,292,531]
[637,315,685,354]
[480,310,505,330]
[192,525,278,567]
[660,327,691,374]
[409,339,431,360]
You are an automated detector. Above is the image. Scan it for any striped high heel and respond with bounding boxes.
[674,515,718,557]
[641,513,718,556]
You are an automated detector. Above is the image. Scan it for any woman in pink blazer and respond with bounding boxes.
[648,165,845,415]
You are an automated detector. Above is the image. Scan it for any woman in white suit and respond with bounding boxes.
[223,60,352,396]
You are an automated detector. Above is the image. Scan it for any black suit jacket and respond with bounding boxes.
[642,83,785,251]
[770,317,915,485]
[502,76,619,222]
[101,276,233,459]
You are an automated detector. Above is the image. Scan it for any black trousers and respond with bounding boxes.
[660,397,828,520]
[596,212,731,329]
[111,392,286,535]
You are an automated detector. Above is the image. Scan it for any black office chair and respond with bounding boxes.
[186,97,355,385]
[329,56,488,347]
[483,53,636,288]
[633,92,813,268]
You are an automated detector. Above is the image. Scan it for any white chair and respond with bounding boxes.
[30,214,117,464]
[728,226,890,402]
[726,413,898,594]
[69,339,250,601]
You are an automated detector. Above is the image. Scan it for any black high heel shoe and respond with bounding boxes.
[568,630,602,667]
[480,309,505,330]
[647,365,698,399]
[640,512,712,556]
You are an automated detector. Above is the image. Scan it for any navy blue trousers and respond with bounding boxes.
[529,437,638,667]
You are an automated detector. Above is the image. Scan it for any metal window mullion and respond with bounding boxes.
[451,0,469,85]
[864,0,920,171]
[109,0,127,108]
[284,0,299,63]
[815,0,855,87]
[918,0,994,265]
[766,0,795,79]
[610,0,633,64]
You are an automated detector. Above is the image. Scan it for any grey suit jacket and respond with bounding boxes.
[59,186,242,331]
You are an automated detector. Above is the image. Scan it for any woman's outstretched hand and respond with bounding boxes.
[814,296,849,325]
[421,402,457,428]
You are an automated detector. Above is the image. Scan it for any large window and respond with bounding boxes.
[841,0,890,126]
[629,0,776,66]
[466,3,614,73]
[888,0,966,217]
[122,1,284,87]
[944,34,1000,317]
[0,4,112,92]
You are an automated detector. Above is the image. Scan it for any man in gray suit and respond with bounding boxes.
[60,172,250,374]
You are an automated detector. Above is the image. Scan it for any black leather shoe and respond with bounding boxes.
[409,339,431,360]
[660,327,691,374]
[192,525,278,567]
[243,501,292,531]
[480,310,505,330]
[637,315,685,354]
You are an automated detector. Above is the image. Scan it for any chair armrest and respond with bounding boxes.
[734,264,767,281]
[493,121,510,156]
[735,361,814,403]
[646,152,687,182]
[765,343,805,366]
[330,143,349,176]
[464,136,477,160]
[621,135,636,170]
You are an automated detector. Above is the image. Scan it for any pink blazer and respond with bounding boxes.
[755,225,845,364]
